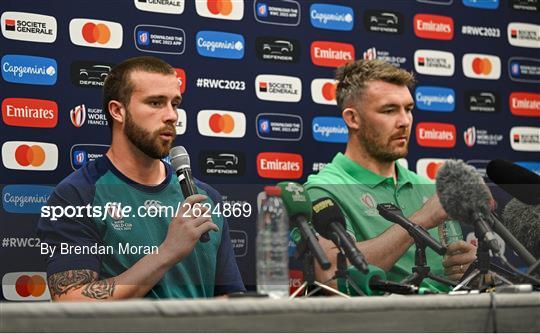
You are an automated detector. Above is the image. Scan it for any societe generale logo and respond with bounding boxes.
[134,0,185,14]
[462,53,501,80]
[415,122,456,148]
[1,141,58,171]
[2,272,50,301]
[310,41,355,67]
[2,98,58,128]
[69,18,123,49]
[414,50,455,76]
[1,11,57,43]
[416,158,447,181]
[195,0,244,20]
[413,14,454,40]
[311,79,337,105]
[256,152,303,179]
[255,74,302,102]
[510,126,540,152]
[507,22,540,48]
[509,92,540,117]
[197,109,246,138]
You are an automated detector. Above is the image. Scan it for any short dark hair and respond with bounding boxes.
[102,56,175,129]
[335,59,416,111]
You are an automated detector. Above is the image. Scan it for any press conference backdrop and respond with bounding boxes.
[0,0,538,301]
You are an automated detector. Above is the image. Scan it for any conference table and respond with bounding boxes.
[1,292,539,332]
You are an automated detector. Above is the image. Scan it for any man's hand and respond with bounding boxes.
[159,194,219,265]
[410,194,448,230]
[443,240,477,281]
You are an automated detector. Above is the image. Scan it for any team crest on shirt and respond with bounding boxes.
[105,202,133,231]
[360,193,379,216]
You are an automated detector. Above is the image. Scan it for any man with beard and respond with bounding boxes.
[37,56,245,300]
[304,60,476,293]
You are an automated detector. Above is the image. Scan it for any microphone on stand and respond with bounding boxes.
[170,146,209,243]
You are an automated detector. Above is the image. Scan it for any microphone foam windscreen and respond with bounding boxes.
[311,197,345,240]
[436,159,492,223]
[502,198,540,258]
[169,146,190,171]
[277,182,312,224]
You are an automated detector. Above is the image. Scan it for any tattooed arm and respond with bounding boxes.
[47,270,115,300]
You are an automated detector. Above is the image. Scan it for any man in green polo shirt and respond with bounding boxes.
[305,59,477,293]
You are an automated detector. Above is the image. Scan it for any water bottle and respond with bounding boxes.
[256,186,289,298]
[438,220,464,247]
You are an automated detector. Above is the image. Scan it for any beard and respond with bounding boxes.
[357,120,409,163]
[124,110,176,159]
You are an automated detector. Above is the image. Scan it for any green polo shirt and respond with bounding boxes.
[305,153,459,293]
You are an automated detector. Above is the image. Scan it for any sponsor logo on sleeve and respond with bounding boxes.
[254,0,301,26]
[1,12,57,43]
[195,0,244,20]
[463,126,503,147]
[413,14,454,40]
[311,79,337,105]
[69,18,123,49]
[465,91,500,113]
[516,161,540,175]
[1,141,58,171]
[197,110,246,138]
[196,30,244,59]
[255,75,301,102]
[256,113,302,141]
[413,50,455,76]
[508,57,540,83]
[462,0,500,9]
[310,41,355,67]
[364,10,403,34]
[415,86,455,112]
[70,104,108,128]
[2,185,53,214]
[507,22,540,48]
[312,117,348,143]
[1,54,57,85]
[134,0,185,14]
[256,152,303,179]
[509,0,539,11]
[70,61,114,88]
[199,151,245,176]
[510,127,540,151]
[309,3,354,31]
[255,37,299,63]
[462,53,501,79]
[415,122,456,148]
[416,158,447,181]
[134,25,185,54]
[461,25,501,38]
[70,144,109,170]
[509,92,540,117]
[2,272,50,301]
[2,98,58,128]
[229,230,248,256]
[362,47,407,68]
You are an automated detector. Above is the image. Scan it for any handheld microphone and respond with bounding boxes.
[377,203,446,255]
[502,198,540,259]
[436,160,502,257]
[311,197,369,273]
[486,159,540,205]
[170,146,209,243]
[277,182,331,270]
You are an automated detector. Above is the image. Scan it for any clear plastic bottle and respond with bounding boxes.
[256,186,289,298]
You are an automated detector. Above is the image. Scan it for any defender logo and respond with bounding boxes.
[200,151,245,176]
[70,61,114,88]
[256,37,299,63]
[465,91,500,113]
[364,10,403,34]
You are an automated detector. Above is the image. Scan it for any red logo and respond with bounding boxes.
[14,274,47,298]
[175,68,186,94]
[82,22,111,44]
[509,92,540,117]
[70,105,86,128]
[2,98,58,128]
[289,269,304,296]
[310,41,355,68]
[257,152,303,179]
[413,14,454,40]
[416,122,456,148]
[427,162,443,180]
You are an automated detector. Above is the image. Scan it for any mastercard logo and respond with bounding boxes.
[69,18,123,49]
[2,141,58,171]
[2,272,51,301]
[197,109,246,138]
[195,0,244,20]
[311,78,337,105]
[463,53,501,80]
[416,158,446,181]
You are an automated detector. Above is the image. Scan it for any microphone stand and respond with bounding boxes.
[453,223,514,291]
[402,235,457,288]
[290,238,343,298]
